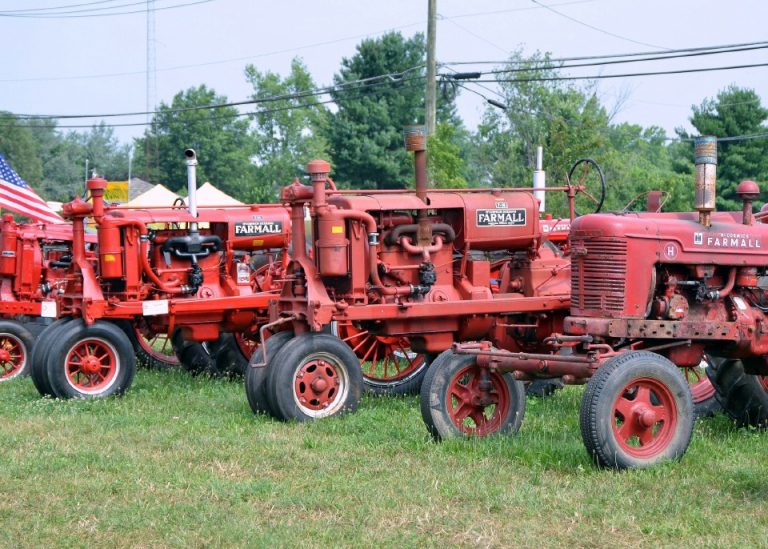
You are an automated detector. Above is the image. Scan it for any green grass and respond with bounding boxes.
[1,371,767,547]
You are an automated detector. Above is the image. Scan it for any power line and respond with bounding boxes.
[441,40,768,66]
[471,43,768,77]
[0,0,212,18]
[11,69,425,120]
[0,0,127,14]
[530,0,669,50]
[464,61,768,84]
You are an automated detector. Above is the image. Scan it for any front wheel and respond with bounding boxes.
[265,333,363,421]
[0,320,35,381]
[45,320,136,399]
[580,351,694,469]
[420,349,526,440]
[245,331,293,416]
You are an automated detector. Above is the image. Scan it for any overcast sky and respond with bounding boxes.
[2,0,767,144]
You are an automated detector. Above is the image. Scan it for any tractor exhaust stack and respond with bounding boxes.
[694,136,717,227]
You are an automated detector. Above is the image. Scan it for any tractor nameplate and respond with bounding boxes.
[476,208,526,227]
[234,221,283,236]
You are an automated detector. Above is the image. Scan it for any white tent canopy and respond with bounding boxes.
[195,182,243,206]
[126,184,181,208]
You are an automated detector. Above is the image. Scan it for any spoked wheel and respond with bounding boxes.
[333,321,428,396]
[45,320,136,399]
[265,333,363,421]
[0,320,35,382]
[569,158,606,216]
[580,351,694,469]
[420,350,526,440]
[245,331,293,416]
[31,318,72,396]
[706,356,768,428]
[684,356,721,418]
[132,328,179,370]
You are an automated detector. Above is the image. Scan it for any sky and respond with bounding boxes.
[1,0,767,146]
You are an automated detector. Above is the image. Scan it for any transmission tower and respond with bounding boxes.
[144,0,158,183]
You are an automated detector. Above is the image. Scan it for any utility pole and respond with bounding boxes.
[425,0,437,135]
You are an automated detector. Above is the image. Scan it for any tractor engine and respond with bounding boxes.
[566,136,768,369]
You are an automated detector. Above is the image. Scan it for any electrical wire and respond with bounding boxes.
[0,0,128,14]
[0,0,212,18]
[530,0,669,50]
[464,61,768,84]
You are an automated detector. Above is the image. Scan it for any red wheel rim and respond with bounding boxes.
[758,376,768,392]
[134,328,179,365]
[446,365,511,436]
[683,364,715,404]
[335,322,425,384]
[612,377,677,458]
[293,352,349,418]
[0,333,26,380]
[65,337,120,394]
[234,333,259,359]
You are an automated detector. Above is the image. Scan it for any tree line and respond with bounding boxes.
[2,31,767,213]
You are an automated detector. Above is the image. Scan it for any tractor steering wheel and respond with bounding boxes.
[568,158,606,216]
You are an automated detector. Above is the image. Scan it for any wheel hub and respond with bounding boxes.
[295,358,340,410]
[81,356,102,374]
[0,349,10,362]
[637,407,658,428]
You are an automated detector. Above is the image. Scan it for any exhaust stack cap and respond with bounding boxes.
[307,159,331,182]
[737,180,760,200]
[403,125,427,152]
[184,148,197,165]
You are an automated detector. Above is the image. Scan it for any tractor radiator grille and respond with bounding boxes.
[572,237,627,314]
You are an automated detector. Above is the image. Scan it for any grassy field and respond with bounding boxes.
[1,369,768,547]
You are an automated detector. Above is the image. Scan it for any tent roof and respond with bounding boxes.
[196,182,243,206]
[126,184,181,207]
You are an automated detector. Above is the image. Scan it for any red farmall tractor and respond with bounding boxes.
[440,136,768,469]
[246,126,592,422]
[28,149,291,399]
[0,218,78,380]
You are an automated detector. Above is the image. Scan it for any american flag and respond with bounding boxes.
[0,153,65,225]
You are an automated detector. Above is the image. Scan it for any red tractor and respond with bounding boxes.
[246,126,588,422]
[28,149,291,399]
[0,217,78,380]
[440,136,765,468]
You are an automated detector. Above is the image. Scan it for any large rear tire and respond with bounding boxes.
[580,351,694,469]
[706,356,768,428]
[171,329,214,376]
[420,349,526,440]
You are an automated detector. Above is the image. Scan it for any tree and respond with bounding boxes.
[133,85,254,198]
[326,32,457,189]
[245,58,330,202]
[428,123,467,188]
[682,85,768,210]
[0,112,45,186]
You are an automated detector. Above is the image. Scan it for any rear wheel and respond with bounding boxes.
[265,333,362,421]
[333,321,428,395]
[171,329,214,376]
[420,350,526,440]
[706,356,768,428]
[0,320,35,381]
[526,378,564,398]
[244,331,293,416]
[45,320,136,399]
[212,333,251,378]
[580,351,694,469]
